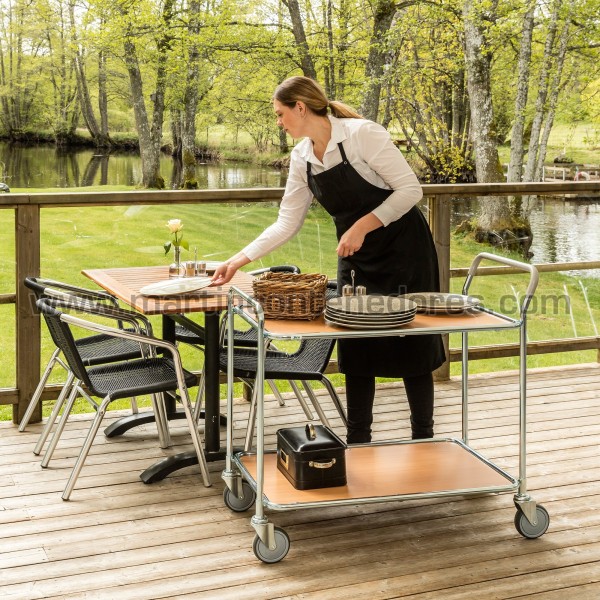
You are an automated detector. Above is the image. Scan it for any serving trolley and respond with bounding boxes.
[221,253,550,563]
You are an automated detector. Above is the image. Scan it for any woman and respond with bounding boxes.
[212,76,445,443]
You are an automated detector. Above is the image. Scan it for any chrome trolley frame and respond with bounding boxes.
[222,253,549,563]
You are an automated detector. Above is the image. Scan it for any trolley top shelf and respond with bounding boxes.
[233,305,521,342]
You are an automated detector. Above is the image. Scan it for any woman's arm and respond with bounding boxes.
[337,121,422,257]
[211,152,313,285]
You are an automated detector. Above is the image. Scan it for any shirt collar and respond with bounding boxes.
[297,115,348,164]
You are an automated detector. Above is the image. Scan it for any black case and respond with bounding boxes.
[276,424,347,490]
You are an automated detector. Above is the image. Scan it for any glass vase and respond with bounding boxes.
[168,245,184,278]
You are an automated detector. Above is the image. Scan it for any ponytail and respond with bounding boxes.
[328,99,362,119]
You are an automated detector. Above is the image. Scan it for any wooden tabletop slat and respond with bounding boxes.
[82,266,254,315]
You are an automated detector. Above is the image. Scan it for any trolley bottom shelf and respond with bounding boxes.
[235,438,517,510]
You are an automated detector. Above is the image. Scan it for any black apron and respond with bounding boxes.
[307,142,445,377]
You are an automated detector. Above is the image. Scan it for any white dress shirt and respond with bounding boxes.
[242,115,423,261]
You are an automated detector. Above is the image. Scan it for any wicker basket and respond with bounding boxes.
[252,272,328,320]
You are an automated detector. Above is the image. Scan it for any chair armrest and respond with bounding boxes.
[60,313,190,390]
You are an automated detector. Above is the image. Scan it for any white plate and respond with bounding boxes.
[140,277,213,296]
[325,315,415,330]
[399,292,481,313]
[326,295,418,316]
[324,309,416,324]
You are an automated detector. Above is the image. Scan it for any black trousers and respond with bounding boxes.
[345,372,434,444]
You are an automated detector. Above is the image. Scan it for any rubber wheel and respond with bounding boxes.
[514,505,550,539]
[223,481,256,513]
[252,527,290,563]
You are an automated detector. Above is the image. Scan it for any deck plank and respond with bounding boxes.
[0,363,599,599]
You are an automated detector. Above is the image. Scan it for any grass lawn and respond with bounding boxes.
[1,197,598,421]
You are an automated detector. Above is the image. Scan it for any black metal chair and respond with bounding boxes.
[175,265,309,416]
[225,337,347,450]
[21,277,153,455]
[36,298,210,500]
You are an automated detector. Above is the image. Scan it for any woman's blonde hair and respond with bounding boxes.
[273,76,362,119]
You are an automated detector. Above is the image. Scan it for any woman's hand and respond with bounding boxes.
[211,253,251,286]
[337,213,384,257]
[337,228,365,257]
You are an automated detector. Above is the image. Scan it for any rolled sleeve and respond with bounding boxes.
[357,122,423,225]
[241,151,313,261]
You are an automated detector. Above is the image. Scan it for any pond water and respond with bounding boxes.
[1,143,599,275]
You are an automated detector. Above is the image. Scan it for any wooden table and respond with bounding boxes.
[83,265,254,482]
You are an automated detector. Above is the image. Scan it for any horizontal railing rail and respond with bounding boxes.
[2,180,599,423]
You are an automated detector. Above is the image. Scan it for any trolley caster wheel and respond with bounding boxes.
[223,481,256,513]
[252,527,290,564]
[514,505,550,539]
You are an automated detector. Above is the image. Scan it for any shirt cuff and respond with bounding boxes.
[372,204,397,227]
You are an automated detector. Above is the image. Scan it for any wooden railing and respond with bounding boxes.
[1,180,599,423]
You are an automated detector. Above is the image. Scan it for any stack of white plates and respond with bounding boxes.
[399,292,481,314]
[324,295,417,329]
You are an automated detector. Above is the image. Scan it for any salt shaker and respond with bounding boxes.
[185,261,196,278]
[196,260,207,277]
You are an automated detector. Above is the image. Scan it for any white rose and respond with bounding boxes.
[166,219,183,233]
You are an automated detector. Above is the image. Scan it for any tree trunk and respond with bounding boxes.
[69,0,109,147]
[359,0,397,122]
[98,47,110,144]
[181,0,201,189]
[507,1,535,184]
[524,0,560,182]
[463,0,531,254]
[282,0,317,79]
[534,10,571,184]
[121,0,175,189]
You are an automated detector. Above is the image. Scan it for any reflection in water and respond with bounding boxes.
[451,196,600,277]
[1,143,599,276]
[0,143,287,189]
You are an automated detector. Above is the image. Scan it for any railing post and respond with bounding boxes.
[430,193,451,381]
[15,204,41,424]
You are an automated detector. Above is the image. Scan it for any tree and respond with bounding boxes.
[0,0,45,138]
[281,0,317,78]
[119,0,176,188]
[69,0,110,147]
[462,0,531,251]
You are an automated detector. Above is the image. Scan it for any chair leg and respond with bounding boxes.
[130,397,139,414]
[301,382,332,428]
[178,388,211,488]
[62,395,112,500]
[33,372,76,456]
[40,382,81,468]
[268,380,286,406]
[150,393,172,449]
[19,349,63,432]
[289,381,315,421]
[192,369,206,423]
[320,377,348,427]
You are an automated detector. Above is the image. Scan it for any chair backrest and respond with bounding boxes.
[25,276,118,306]
[36,298,95,391]
[248,264,301,276]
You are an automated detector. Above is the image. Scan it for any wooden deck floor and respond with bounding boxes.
[1,363,600,599]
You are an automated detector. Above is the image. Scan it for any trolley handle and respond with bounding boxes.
[463,252,539,318]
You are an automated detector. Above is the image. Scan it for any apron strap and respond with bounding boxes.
[337,142,349,164]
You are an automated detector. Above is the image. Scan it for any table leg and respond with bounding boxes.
[140,311,228,484]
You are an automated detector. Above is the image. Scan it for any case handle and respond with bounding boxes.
[305,423,316,440]
[309,458,337,469]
